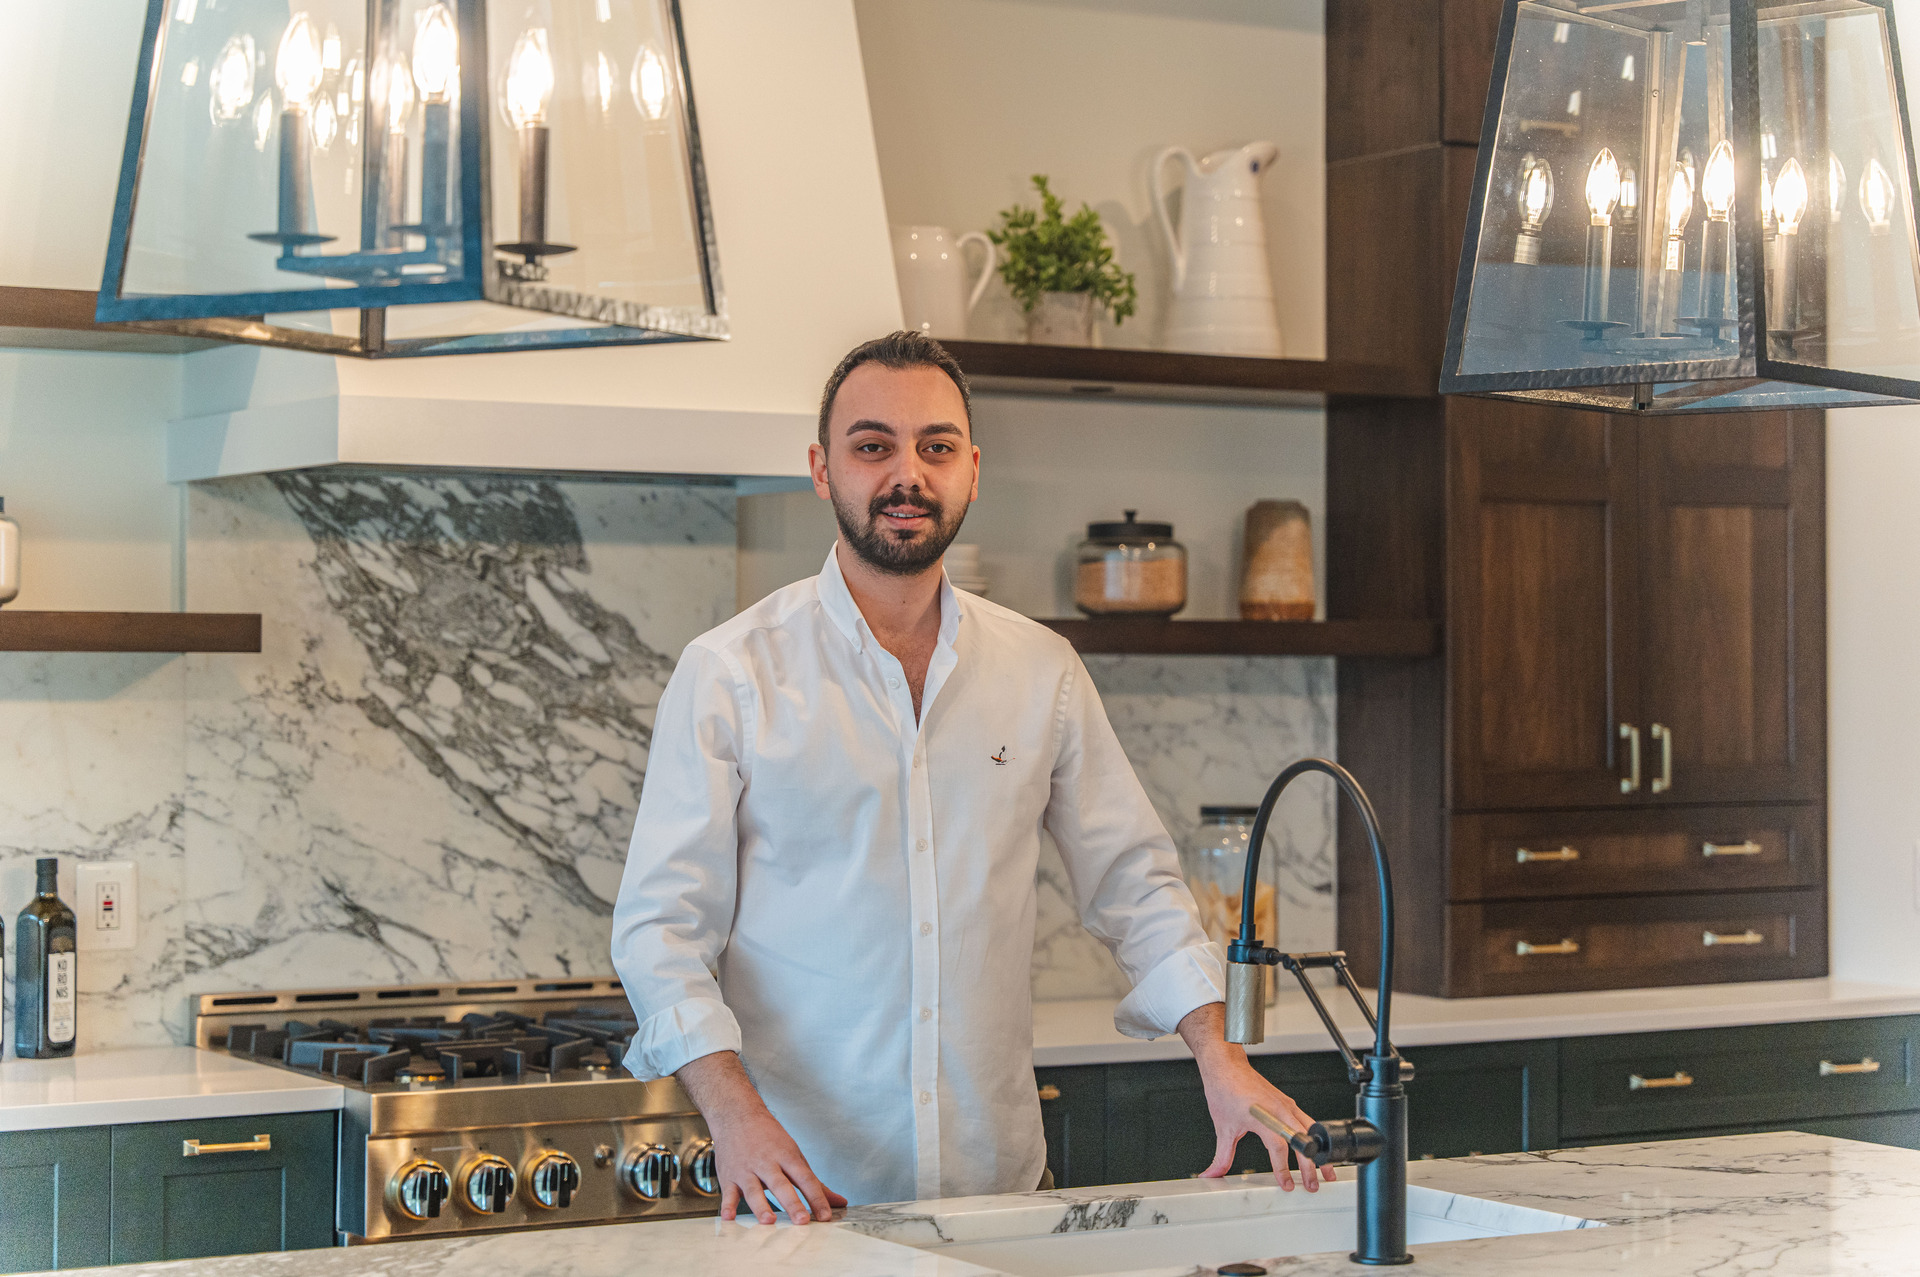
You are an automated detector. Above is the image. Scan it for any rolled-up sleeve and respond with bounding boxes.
[611,644,749,1080]
[1043,657,1224,1040]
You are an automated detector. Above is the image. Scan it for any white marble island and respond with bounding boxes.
[55,1132,1920,1276]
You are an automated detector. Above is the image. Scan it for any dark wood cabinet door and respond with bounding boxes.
[1450,399,1641,809]
[1636,412,1825,804]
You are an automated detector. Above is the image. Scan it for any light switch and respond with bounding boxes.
[75,862,136,951]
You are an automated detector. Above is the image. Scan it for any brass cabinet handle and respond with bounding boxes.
[183,1134,272,1157]
[1650,723,1673,793]
[1515,939,1580,956]
[1037,1084,1061,1101]
[1516,845,1581,863]
[1703,840,1764,857]
[1821,1058,1882,1076]
[1629,1071,1694,1090]
[1702,929,1764,946]
[1619,723,1640,793]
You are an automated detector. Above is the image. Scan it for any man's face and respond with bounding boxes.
[810,363,980,577]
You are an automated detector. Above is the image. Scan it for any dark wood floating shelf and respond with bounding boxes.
[1038,617,1439,657]
[942,340,1437,407]
[0,612,263,653]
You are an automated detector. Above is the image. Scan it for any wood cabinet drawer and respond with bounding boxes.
[1451,805,1822,901]
[1561,1016,1920,1140]
[1446,890,1826,996]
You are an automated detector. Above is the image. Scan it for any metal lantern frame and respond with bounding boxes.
[1441,0,1920,413]
[96,0,726,358]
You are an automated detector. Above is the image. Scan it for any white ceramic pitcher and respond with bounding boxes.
[892,225,996,340]
[1151,142,1284,357]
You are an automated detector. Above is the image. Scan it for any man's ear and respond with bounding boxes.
[808,441,832,500]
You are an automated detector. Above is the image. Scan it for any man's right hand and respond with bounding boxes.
[676,1050,845,1225]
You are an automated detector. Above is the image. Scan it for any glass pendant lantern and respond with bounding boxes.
[97,0,723,358]
[1443,0,1920,413]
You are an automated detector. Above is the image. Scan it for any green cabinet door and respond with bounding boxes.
[1035,1066,1107,1188]
[1573,1111,1920,1150]
[0,1127,110,1272]
[1399,1038,1559,1159]
[109,1111,337,1263]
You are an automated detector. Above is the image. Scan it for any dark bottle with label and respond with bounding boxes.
[15,858,76,1058]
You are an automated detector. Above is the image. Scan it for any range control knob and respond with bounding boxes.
[388,1159,452,1221]
[460,1154,516,1214]
[681,1138,720,1198]
[620,1143,681,1201]
[526,1151,583,1210]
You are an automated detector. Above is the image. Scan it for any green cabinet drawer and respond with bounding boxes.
[0,1127,110,1273]
[109,1111,337,1263]
[1035,1066,1107,1188]
[1573,1111,1920,1151]
[1560,1016,1920,1140]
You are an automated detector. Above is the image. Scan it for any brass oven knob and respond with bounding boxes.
[620,1142,681,1201]
[459,1154,516,1214]
[525,1150,582,1209]
[388,1158,451,1221]
[681,1137,720,1198]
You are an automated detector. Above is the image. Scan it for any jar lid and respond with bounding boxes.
[1087,509,1173,540]
[1199,805,1261,820]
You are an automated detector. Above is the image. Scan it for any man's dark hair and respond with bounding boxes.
[817,331,971,447]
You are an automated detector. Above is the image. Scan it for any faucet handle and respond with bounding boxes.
[1249,1105,1326,1165]
[1250,1106,1386,1169]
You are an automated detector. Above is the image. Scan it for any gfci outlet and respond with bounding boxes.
[75,862,137,951]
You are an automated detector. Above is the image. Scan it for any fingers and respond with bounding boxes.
[1257,1129,1297,1191]
[720,1180,740,1222]
[825,1188,850,1209]
[787,1164,836,1221]
[761,1170,812,1224]
[738,1172,777,1225]
[1199,1128,1238,1178]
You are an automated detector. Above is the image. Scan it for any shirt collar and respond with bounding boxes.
[817,543,966,656]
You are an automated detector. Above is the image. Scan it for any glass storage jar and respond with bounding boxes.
[1074,511,1186,617]
[1178,806,1278,1005]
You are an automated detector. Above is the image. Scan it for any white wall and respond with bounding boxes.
[854,0,1325,357]
[1828,406,1920,986]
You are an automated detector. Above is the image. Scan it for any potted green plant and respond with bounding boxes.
[987,175,1138,346]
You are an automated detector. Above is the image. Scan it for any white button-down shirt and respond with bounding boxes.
[610,547,1223,1205]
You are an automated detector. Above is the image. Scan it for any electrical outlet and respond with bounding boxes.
[75,862,136,951]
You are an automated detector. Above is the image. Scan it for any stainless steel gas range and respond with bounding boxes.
[194,977,717,1243]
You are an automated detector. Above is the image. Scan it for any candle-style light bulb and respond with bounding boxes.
[386,58,417,133]
[632,43,671,121]
[412,4,458,103]
[1585,148,1621,223]
[1773,158,1808,236]
[506,29,555,128]
[1619,167,1639,225]
[1829,153,1846,224]
[1664,164,1693,271]
[1861,157,1895,233]
[380,58,416,245]
[1761,168,1774,231]
[208,35,255,122]
[1701,140,1736,220]
[276,13,323,110]
[1513,155,1552,265]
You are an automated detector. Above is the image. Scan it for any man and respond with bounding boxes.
[610,331,1331,1225]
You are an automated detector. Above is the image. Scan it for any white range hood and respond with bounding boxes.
[149,0,902,485]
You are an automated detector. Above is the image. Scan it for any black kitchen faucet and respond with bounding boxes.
[1225,758,1412,1267]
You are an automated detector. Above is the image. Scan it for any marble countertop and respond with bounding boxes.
[1033,976,1920,1066]
[0,1047,343,1132]
[55,1132,1920,1276]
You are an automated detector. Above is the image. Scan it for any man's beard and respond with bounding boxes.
[830,484,968,577]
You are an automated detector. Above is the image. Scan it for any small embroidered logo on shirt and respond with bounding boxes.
[990,746,1010,766]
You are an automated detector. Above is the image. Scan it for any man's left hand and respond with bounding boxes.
[1177,1002,1338,1192]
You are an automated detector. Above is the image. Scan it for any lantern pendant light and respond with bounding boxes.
[1443,0,1920,413]
[97,0,723,358]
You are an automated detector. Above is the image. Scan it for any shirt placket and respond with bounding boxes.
[871,638,942,1199]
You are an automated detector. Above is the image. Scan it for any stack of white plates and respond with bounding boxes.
[945,543,991,597]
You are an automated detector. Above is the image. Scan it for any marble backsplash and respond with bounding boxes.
[0,476,1333,1050]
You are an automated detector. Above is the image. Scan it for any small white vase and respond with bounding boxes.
[1025,291,1096,347]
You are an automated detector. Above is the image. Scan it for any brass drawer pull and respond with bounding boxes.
[1619,723,1640,793]
[183,1134,272,1157]
[1516,845,1580,864]
[1629,1071,1693,1090]
[1820,1058,1882,1076]
[1703,840,1764,857]
[1702,929,1764,947]
[1650,722,1673,793]
[1037,1084,1062,1101]
[1515,939,1580,956]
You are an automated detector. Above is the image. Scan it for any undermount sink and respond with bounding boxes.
[915,1180,1598,1277]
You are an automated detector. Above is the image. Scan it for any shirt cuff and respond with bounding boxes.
[621,996,745,1080]
[1113,941,1226,1040]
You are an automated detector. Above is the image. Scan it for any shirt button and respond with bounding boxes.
[915,838,928,852]
[919,1091,932,1105]
[920,922,932,936]
[920,1007,932,1022]
[887,676,901,689]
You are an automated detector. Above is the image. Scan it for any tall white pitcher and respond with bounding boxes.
[1151,142,1284,357]
[892,225,996,340]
